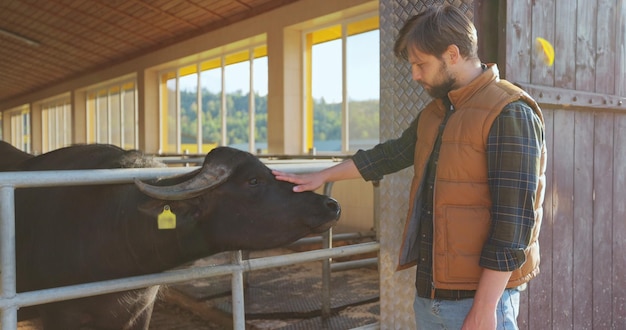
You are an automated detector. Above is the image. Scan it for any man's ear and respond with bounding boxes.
[445,44,461,64]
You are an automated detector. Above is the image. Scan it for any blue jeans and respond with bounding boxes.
[413,287,521,330]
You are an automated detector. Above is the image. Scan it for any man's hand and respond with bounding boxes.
[462,305,497,330]
[461,269,513,330]
[272,170,326,192]
[272,159,362,193]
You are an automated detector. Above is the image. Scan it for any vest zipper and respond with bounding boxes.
[430,102,454,300]
[430,282,436,299]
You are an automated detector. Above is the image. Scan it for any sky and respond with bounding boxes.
[179,30,380,103]
[313,30,380,102]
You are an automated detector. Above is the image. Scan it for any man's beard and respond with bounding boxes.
[424,62,456,99]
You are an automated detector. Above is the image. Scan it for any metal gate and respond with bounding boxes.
[0,164,379,330]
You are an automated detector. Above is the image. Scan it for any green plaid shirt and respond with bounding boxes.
[352,99,544,299]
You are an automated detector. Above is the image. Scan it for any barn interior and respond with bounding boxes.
[3,0,626,329]
[2,0,380,329]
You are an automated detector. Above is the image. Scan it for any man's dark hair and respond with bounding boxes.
[393,5,478,61]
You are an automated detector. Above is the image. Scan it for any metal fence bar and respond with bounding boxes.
[0,162,380,329]
[0,168,193,188]
[289,231,375,246]
[0,186,17,330]
[321,228,332,319]
[0,161,342,188]
[330,257,378,272]
[321,182,335,319]
[0,243,380,309]
[231,250,246,330]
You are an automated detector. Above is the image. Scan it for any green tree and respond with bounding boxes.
[179,89,378,150]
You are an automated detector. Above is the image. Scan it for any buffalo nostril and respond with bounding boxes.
[326,197,341,217]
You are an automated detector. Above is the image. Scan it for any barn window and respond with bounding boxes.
[86,81,138,150]
[304,14,380,154]
[40,97,72,153]
[7,105,31,153]
[159,45,268,154]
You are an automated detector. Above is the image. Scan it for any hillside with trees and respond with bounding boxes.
[179,89,378,150]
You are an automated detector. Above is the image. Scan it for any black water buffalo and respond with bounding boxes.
[4,143,340,329]
[0,141,34,169]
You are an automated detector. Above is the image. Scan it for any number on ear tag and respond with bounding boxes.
[157,205,176,229]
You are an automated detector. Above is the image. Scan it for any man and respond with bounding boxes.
[273,5,546,329]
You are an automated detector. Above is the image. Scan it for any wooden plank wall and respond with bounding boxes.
[503,0,626,329]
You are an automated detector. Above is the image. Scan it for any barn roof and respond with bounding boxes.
[0,0,299,104]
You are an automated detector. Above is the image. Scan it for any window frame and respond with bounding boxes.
[85,80,138,150]
[302,11,380,154]
[157,43,268,155]
[7,105,31,153]
[40,97,72,153]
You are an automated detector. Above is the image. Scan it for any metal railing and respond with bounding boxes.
[0,163,380,330]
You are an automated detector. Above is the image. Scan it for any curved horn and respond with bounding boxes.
[135,164,231,201]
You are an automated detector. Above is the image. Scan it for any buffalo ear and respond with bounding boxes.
[137,199,199,227]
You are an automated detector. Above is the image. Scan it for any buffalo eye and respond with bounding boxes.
[248,178,259,186]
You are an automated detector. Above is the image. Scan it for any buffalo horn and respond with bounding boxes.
[134,164,231,200]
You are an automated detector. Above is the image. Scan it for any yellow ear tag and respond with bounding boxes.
[157,205,176,229]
